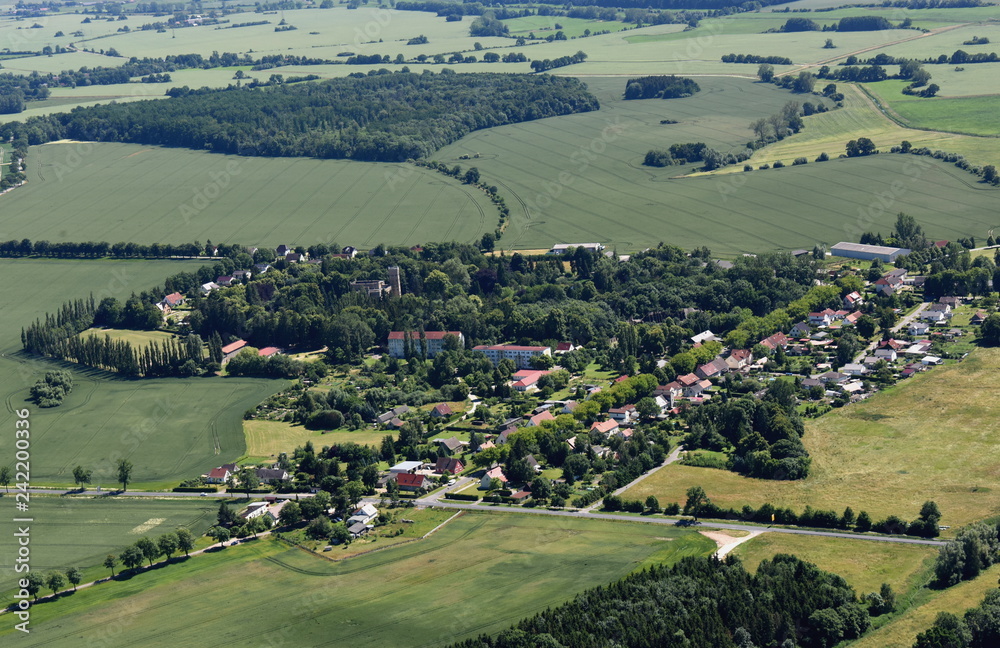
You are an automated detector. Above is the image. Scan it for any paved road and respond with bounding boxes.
[854,302,929,363]
[19,488,313,499]
[413,497,947,547]
[582,444,684,512]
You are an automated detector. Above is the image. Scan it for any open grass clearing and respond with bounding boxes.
[0,512,716,646]
[0,496,220,594]
[850,564,1000,648]
[623,348,1000,529]
[78,328,179,349]
[243,420,387,459]
[733,532,936,597]
[867,79,1000,137]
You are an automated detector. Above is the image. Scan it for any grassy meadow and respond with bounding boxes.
[0,496,220,594]
[3,142,496,248]
[624,348,1000,529]
[0,512,716,646]
[0,258,288,488]
[867,79,1000,136]
[733,532,937,597]
[242,419,388,460]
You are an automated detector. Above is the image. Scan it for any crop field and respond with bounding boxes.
[242,420,387,460]
[624,348,1000,528]
[0,512,716,646]
[79,328,179,349]
[0,258,287,488]
[0,497,219,593]
[503,16,634,38]
[2,142,496,248]
[742,82,1000,170]
[732,532,936,597]
[438,76,999,254]
[867,80,1000,137]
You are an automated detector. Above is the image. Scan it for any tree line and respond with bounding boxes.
[4,71,599,162]
[722,53,793,64]
[451,554,873,648]
[624,74,700,100]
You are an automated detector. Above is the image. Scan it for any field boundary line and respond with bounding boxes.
[423,511,464,538]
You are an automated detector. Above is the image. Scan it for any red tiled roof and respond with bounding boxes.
[221,340,247,354]
[396,473,428,488]
[591,420,619,434]
[258,346,280,357]
[208,467,229,479]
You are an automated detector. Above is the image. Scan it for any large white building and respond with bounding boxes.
[830,242,911,262]
[548,243,604,255]
[473,344,551,369]
[387,331,464,359]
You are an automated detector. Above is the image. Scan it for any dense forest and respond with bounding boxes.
[451,554,872,648]
[3,71,599,162]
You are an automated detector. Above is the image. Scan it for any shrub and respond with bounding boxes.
[793,157,808,166]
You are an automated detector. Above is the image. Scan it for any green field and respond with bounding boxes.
[438,76,999,254]
[0,512,716,646]
[867,80,1000,136]
[243,419,388,459]
[733,532,936,597]
[1,142,496,247]
[852,564,1000,648]
[0,258,287,488]
[79,328,178,349]
[624,348,1000,528]
[0,496,220,594]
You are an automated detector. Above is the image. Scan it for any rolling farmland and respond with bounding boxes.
[0,513,715,646]
[0,258,286,488]
[2,142,496,248]
[0,497,219,593]
[438,76,999,254]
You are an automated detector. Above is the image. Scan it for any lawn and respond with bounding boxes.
[78,328,180,349]
[732,532,937,598]
[623,347,1000,528]
[0,512,716,646]
[243,420,388,459]
[0,496,221,594]
[867,79,1000,137]
[0,258,288,488]
[3,141,496,248]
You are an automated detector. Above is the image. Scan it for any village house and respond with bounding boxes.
[695,358,729,379]
[388,460,423,475]
[511,369,549,392]
[843,291,863,309]
[480,466,508,489]
[434,457,465,475]
[395,473,433,491]
[258,346,280,358]
[691,330,721,345]
[591,419,620,436]
[971,311,988,325]
[200,281,219,295]
[206,467,230,484]
[909,321,931,337]
[497,426,518,444]
[841,363,868,376]
[216,275,234,286]
[431,403,454,418]
[435,437,465,456]
[527,410,556,427]
[377,405,410,425]
[242,502,269,520]
[725,349,753,371]
[256,468,290,482]
[760,332,789,350]
[684,379,712,398]
[921,303,952,323]
[349,503,379,526]
[874,348,898,362]
[789,322,811,338]
[158,292,185,311]
[608,404,637,423]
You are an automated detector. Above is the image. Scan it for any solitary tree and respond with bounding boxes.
[684,486,710,521]
[0,465,10,493]
[175,528,195,557]
[208,526,230,545]
[103,554,118,578]
[757,63,774,82]
[46,571,66,597]
[72,465,93,490]
[116,459,133,492]
[65,567,82,591]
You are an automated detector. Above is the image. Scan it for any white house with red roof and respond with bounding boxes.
[725,349,753,371]
[527,410,555,427]
[760,332,789,350]
[843,291,863,309]
[206,467,231,484]
[396,473,433,491]
[511,369,549,392]
[608,404,637,423]
[257,346,280,357]
[158,292,185,311]
[480,466,508,489]
[590,419,620,436]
